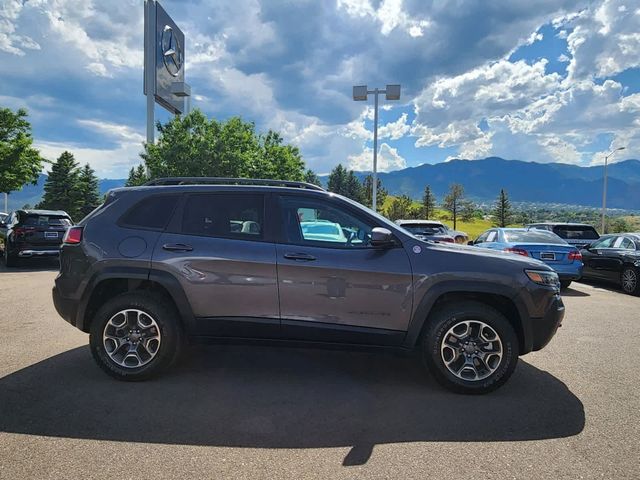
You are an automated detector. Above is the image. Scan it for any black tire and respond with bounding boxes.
[620,266,640,296]
[421,301,519,394]
[89,292,184,381]
[4,244,17,267]
[560,280,572,290]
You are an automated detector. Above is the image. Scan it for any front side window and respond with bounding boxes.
[280,196,374,247]
[182,194,264,240]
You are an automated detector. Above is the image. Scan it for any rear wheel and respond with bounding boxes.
[621,267,639,295]
[89,292,184,381]
[560,280,572,290]
[421,301,519,394]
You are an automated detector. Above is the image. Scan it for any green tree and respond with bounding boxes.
[460,199,476,223]
[421,185,436,219]
[362,174,388,212]
[345,170,365,203]
[492,189,512,227]
[303,169,322,187]
[0,107,45,197]
[443,183,464,229]
[78,163,100,218]
[141,109,306,181]
[385,195,417,221]
[126,164,148,187]
[38,151,82,219]
[327,164,348,195]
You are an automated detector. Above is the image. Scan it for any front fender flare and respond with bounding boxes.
[402,281,531,352]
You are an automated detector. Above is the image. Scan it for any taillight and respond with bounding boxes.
[438,237,455,243]
[568,250,582,261]
[13,226,35,236]
[63,226,83,244]
[504,247,529,256]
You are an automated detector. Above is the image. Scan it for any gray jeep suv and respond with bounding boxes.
[53,178,564,394]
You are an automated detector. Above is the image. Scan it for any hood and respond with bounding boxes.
[418,239,553,271]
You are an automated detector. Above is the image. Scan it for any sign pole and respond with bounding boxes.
[144,0,156,178]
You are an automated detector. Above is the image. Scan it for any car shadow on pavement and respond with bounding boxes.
[0,345,585,466]
[0,258,59,272]
[576,279,625,295]
[561,287,590,297]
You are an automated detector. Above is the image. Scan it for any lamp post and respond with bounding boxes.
[601,146,625,233]
[353,84,401,212]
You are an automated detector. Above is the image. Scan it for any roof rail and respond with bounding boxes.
[143,177,325,191]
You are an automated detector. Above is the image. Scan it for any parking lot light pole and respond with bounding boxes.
[353,84,401,212]
[601,147,625,233]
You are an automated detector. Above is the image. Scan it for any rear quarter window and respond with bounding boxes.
[119,195,180,230]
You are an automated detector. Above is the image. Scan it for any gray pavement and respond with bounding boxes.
[0,261,638,479]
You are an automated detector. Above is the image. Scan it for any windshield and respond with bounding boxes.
[504,230,567,244]
[552,225,599,240]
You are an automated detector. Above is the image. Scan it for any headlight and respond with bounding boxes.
[525,269,559,287]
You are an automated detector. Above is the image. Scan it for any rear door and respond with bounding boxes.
[274,194,413,345]
[152,192,280,337]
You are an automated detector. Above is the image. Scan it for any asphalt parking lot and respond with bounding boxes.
[0,261,638,479]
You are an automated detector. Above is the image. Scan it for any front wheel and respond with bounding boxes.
[89,292,184,381]
[560,280,572,290]
[421,301,519,394]
[621,267,639,295]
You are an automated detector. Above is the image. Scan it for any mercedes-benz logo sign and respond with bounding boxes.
[161,25,183,77]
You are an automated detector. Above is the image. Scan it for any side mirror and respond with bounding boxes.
[370,227,395,248]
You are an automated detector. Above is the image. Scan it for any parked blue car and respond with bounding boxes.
[471,228,583,289]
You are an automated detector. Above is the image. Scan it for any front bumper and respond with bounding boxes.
[531,293,564,351]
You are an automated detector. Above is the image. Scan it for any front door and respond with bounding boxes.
[275,194,413,345]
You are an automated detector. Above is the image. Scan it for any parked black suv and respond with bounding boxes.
[527,223,600,249]
[1,209,72,267]
[52,178,564,394]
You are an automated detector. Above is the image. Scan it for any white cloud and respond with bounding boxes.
[37,119,145,178]
[348,143,407,172]
[337,0,430,37]
[559,0,640,80]
[0,0,40,55]
[378,113,410,140]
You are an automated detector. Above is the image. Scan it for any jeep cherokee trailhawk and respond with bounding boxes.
[53,178,564,394]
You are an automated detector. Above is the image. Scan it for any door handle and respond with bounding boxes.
[162,243,193,252]
[283,252,316,261]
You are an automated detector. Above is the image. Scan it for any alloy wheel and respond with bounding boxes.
[622,268,637,294]
[103,309,161,368]
[440,320,503,381]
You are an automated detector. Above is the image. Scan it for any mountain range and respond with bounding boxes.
[4,157,640,212]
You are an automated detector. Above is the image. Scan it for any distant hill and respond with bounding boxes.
[4,175,126,212]
[4,157,640,212]
[321,157,640,210]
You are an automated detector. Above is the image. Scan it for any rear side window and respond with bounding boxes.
[553,225,599,240]
[120,195,179,230]
[23,215,72,227]
[181,194,264,240]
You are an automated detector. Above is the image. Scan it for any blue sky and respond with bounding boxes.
[1,0,639,178]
